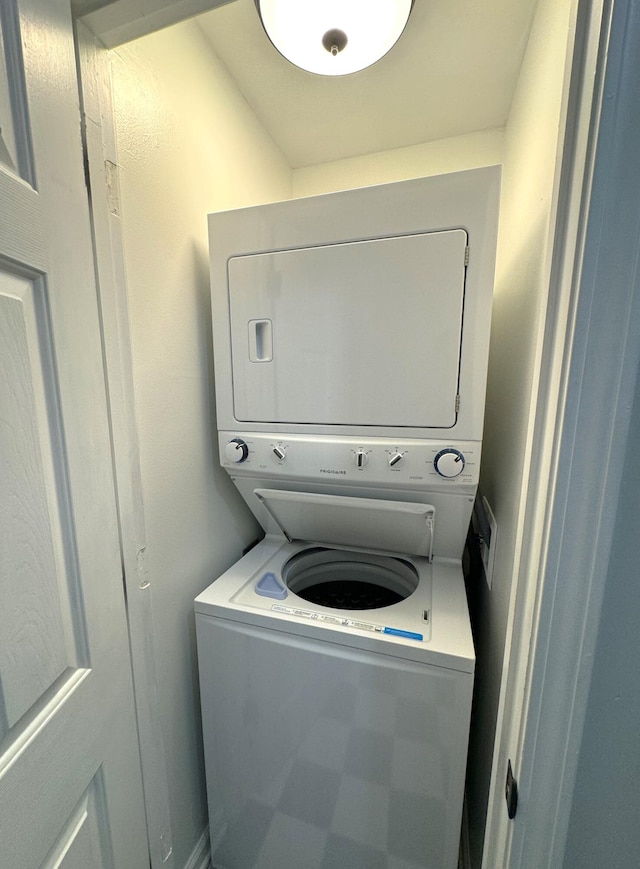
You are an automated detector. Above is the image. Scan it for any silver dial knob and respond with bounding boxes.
[224,438,249,464]
[355,449,368,469]
[388,452,404,468]
[434,448,465,478]
[272,446,286,462]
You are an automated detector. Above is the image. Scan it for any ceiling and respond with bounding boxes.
[197,0,540,169]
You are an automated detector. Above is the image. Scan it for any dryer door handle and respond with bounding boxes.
[248,319,273,362]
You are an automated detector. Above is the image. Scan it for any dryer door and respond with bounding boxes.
[228,229,467,428]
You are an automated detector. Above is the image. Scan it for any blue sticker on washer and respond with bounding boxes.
[383,627,424,642]
[255,571,288,600]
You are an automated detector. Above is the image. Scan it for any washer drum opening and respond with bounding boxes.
[283,547,418,611]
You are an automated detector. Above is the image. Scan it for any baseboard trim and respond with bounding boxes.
[183,827,211,869]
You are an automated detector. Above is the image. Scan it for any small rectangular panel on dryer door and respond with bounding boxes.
[228,229,467,428]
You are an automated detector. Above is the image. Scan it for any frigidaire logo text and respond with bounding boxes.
[319,468,347,475]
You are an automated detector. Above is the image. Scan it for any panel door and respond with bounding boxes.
[228,229,467,428]
[0,2,148,867]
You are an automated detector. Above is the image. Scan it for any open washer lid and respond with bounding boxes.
[254,489,435,560]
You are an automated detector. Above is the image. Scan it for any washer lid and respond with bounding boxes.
[253,489,435,560]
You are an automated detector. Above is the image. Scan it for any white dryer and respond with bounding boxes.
[195,167,500,869]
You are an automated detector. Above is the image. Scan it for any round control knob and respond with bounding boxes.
[272,446,286,462]
[388,452,404,469]
[355,449,368,469]
[434,448,465,478]
[224,438,249,464]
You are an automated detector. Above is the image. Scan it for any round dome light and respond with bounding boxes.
[256,0,413,76]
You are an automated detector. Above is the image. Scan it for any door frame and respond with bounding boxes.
[74,1,637,866]
[74,21,177,869]
[481,0,640,864]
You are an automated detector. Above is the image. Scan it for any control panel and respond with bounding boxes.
[218,432,480,488]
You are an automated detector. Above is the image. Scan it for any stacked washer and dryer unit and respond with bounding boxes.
[195,167,500,869]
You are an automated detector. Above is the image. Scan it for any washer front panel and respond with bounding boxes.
[197,609,473,869]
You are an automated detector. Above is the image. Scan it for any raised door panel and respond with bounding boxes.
[0,273,83,734]
[40,774,114,869]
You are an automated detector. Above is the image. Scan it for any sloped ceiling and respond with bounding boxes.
[197,0,539,168]
[75,0,539,169]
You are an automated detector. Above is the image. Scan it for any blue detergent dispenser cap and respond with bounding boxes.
[255,571,288,600]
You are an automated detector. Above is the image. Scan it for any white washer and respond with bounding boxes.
[196,169,500,869]
[196,539,474,869]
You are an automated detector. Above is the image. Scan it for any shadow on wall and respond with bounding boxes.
[192,240,263,543]
[462,522,494,868]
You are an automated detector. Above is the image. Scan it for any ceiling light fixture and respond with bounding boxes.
[255,0,413,76]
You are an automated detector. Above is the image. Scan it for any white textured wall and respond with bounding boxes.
[109,20,291,869]
[466,0,574,861]
[292,129,504,197]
